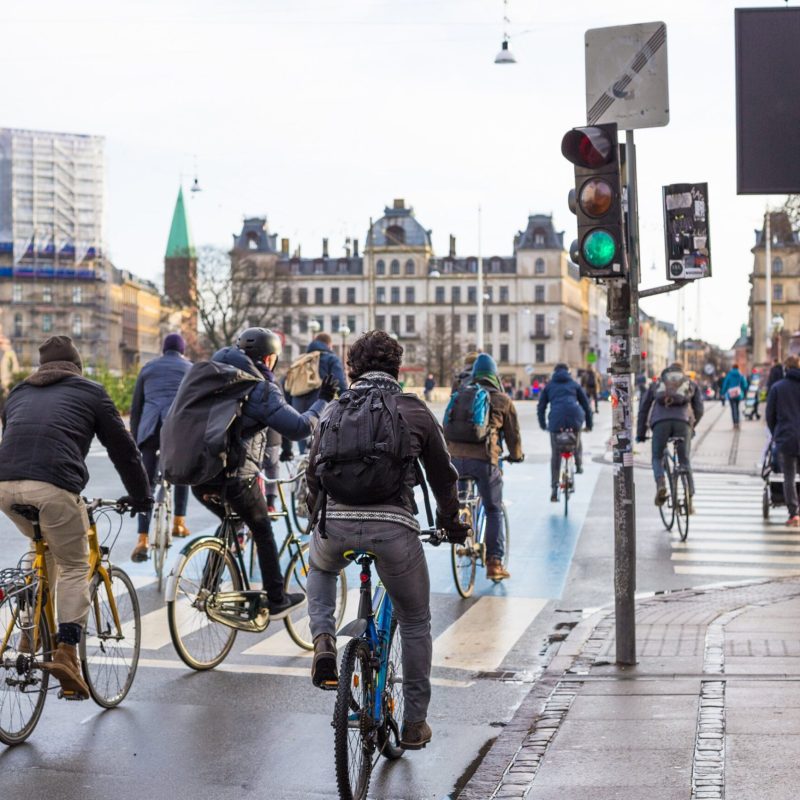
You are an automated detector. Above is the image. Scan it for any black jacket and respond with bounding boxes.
[766,368,800,457]
[0,363,149,498]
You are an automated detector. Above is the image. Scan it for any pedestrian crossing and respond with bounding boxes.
[669,473,800,579]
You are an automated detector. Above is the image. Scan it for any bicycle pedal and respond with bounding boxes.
[320,679,338,691]
[58,690,87,702]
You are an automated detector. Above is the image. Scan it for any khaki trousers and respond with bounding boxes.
[0,480,90,626]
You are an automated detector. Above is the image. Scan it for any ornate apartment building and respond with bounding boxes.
[231,199,609,387]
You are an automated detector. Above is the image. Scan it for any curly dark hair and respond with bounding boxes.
[347,330,404,381]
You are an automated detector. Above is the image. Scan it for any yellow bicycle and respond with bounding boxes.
[0,498,140,745]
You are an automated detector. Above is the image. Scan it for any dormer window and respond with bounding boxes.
[534,228,546,246]
[385,225,405,246]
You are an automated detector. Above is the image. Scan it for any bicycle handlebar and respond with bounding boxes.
[82,498,132,514]
[419,528,448,546]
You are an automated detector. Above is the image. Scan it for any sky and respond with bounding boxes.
[0,0,788,348]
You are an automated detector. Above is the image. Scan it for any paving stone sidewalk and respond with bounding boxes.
[459,577,800,800]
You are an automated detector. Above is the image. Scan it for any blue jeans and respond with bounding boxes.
[730,398,741,425]
[450,457,505,560]
[138,437,188,534]
[651,419,694,495]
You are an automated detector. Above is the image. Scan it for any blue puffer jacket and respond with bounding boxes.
[537,366,593,433]
[721,368,748,400]
[130,350,192,445]
[767,368,800,457]
[289,340,348,413]
[213,347,326,478]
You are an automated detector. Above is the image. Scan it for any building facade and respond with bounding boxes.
[639,310,677,377]
[231,199,609,387]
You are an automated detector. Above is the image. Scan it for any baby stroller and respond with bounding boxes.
[761,439,800,519]
[744,381,761,420]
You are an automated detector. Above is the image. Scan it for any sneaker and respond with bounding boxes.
[550,489,558,503]
[311,633,338,690]
[268,592,306,620]
[655,479,668,507]
[400,719,432,750]
[786,516,800,528]
[486,557,510,581]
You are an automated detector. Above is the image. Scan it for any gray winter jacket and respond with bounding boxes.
[130,350,192,445]
[637,366,704,440]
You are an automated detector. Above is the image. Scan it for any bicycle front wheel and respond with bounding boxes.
[0,596,51,745]
[377,618,404,760]
[333,638,375,800]
[167,539,242,670]
[283,543,347,650]
[82,567,140,708]
[451,530,477,599]
[675,472,690,542]
[659,459,676,531]
[152,496,171,592]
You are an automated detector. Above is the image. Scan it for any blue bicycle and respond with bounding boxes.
[332,528,445,800]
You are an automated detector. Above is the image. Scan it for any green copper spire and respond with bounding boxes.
[165,187,196,259]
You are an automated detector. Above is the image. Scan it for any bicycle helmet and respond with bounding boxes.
[236,327,282,363]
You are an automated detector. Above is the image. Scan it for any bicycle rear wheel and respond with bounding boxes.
[333,638,375,800]
[675,472,690,542]
[283,543,347,650]
[0,596,52,745]
[291,462,311,534]
[82,567,140,708]
[167,539,242,670]
[658,459,676,531]
[377,618,405,760]
[451,528,477,598]
[561,456,572,517]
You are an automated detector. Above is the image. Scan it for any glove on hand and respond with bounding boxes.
[318,374,339,403]
[119,495,153,516]
[506,455,525,464]
[437,512,471,545]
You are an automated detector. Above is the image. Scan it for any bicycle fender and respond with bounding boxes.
[338,618,368,638]
[177,535,223,557]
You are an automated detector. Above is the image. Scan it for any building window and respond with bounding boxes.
[435,315,446,335]
[405,259,415,275]
[534,284,545,303]
[13,313,23,337]
[534,258,545,275]
[485,286,493,302]
[453,315,461,333]
[331,314,340,332]
[467,286,477,304]
[347,287,356,303]
[12,284,21,303]
[435,286,445,304]
[406,344,416,362]
[299,315,308,333]
[376,259,386,276]
[452,286,461,304]
[282,315,292,334]
[315,287,324,304]
[500,344,509,363]
[72,286,82,304]
[467,314,476,333]
[390,287,400,304]
[499,314,509,333]
[535,313,546,336]
[390,259,400,275]
[535,343,545,363]
[773,257,784,274]
[331,287,340,304]
[390,314,401,334]
[485,315,493,333]
[406,315,415,333]
[281,287,292,304]
[72,313,82,337]
[405,286,415,304]
[534,229,546,245]
[377,287,386,304]
[499,285,509,303]
[284,343,293,361]
[347,315,356,331]
[43,285,52,303]
[773,284,784,301]
[298,288,308,305]
[376,315,386,330]
[42,313,53,333]
[491,257,503,273]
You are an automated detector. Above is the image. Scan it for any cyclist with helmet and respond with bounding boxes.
[192,328,338,618]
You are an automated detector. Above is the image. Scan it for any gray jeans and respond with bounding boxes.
[307,518,431,724]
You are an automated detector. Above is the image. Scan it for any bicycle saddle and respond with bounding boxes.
[11,504,40,522]
[668,437,685,443]
[343,549,377,563]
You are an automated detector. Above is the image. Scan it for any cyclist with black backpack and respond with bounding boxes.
[444,353,524,581]
[305,330,468,751]
[637,362,704,510]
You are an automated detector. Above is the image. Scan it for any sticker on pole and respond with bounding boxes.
[662,182,711,281]
[585,21,669,130]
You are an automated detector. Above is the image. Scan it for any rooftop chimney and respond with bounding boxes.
[322,238,329,258]
[281,238,289,256]
[353,238,359,257]
[449,235,456,257]
[393,198,405,210]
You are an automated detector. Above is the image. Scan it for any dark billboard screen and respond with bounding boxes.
[736,7,800,194]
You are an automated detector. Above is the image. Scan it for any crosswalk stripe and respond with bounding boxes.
[672,552,800,565]
[674,565,800,578]
[431,596,547,673]
[672,541,800,553]
[672,531,800,543]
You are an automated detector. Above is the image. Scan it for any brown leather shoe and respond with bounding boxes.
[172,516,191,538]
[311,633,338,690]
[486,557,510,582]
[400,719,432,750]
[131,534,149,562]
[43,643,90,699]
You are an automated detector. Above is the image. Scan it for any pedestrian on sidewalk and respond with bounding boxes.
[766,355,800,527]
[423,372,436,403]
[580,367,600,413]
[722,364,748,429]
[767,358,785,392]
[637,362,703,511]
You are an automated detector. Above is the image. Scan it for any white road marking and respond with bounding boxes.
[672,541,800,553]
[674,565,800,578]
[672,551,800,565]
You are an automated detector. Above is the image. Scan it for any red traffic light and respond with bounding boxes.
[561,127,615,169]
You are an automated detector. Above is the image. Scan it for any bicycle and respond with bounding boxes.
[287,455,311,534]
[554,429,578,518]
[166,473,347,669]
[0,498,140,745]
[451,459,511,598]
[332,527,446,800]
[659,436,691,541]
[150,465,173,592]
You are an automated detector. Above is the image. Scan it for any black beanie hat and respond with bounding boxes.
[39,335,83,369]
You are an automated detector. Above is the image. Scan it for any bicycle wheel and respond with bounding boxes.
[675,472,690,542]
[152,494,171,592]
[451,527,477,598]
[167,539,242,670]
[561,457,571,518]
[762,486,770,520]
[333,638,375,800]
[0,596,52,745]
[82,567,140,708]
[658,458,675,531]
[283,543,347,650]
[291,463,311,534]
[377,618,404,760]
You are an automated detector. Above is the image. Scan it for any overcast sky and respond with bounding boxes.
[0,0,785,348]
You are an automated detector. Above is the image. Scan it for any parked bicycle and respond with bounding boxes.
[0,498,140,745]
[150,464,173,591]
[659,436,690,541]
[554,429,578,518]
[451,459,511,598]
[332,527,446,800]
[166,473,347,669]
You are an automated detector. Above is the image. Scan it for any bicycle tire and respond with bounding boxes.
[167,539,242,670]
[333,638,375,800]
[0,594,52,746]
[283,543,347,650]
[82,567,140,708]
[675,472,690,542]
[762,486,770,520]
[658,458,676,531]
[560,456,571,518]
[291,463,311,534]
[377,617,405,760]
[451,528,477,598]
[152,494,171,592]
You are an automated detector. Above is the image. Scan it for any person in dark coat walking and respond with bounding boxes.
[129,333,192,562]
[423,373,436,402]
[767,359,785,393]
[766,355,800,527]
[538,363,593,501]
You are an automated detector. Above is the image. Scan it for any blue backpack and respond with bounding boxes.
[443,383,491,443]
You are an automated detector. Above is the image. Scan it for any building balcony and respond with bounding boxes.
[528,331,551,340]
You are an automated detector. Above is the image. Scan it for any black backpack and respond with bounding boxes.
[443,383,492,444]
[160,361,261,486]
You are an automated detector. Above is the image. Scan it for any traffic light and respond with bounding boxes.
[561,123,627,278]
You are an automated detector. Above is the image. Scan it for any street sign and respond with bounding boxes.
[585,22,669,130]
[704,363,715,376]
[662,182,711,281]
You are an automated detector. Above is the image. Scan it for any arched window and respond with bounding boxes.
[376,259,386,275]
[773,257,784,274]
[534,258,545,274]
[390,259,400,275]
[405,259,415,275]
[385,225,405,246]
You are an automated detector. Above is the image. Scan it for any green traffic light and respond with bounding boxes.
[582,230,616,267]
